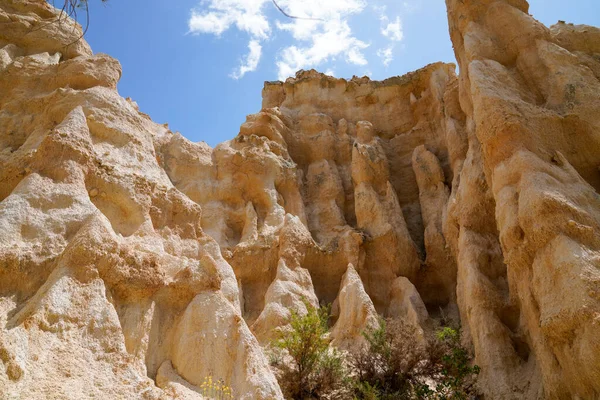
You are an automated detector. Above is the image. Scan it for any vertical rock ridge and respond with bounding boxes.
[1,0,599,398]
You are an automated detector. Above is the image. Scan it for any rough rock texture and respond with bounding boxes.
[169,291,280,399]
[1,0,599,399]
[388,276,429,332]
[445,1,600,398]
[0,1,281,398]
[330,264,379,351]
[412,145,456,311]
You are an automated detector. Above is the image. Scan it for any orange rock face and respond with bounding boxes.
[1,0,599,399]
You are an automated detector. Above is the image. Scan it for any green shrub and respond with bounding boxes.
[351,320,480,400]
[350,318,422,399]
[270,300,348,399]
[429,327,481,399]
[270,302,479,399]
[354,381,381,400]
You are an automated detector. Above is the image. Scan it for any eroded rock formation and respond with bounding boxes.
[446,1,600,398]
[0,0,599,398]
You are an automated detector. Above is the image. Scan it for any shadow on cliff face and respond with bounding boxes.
[2,0,600,399]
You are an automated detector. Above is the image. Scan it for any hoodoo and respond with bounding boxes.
[1,0,599,398]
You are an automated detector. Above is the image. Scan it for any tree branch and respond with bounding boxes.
[271,0,323,21]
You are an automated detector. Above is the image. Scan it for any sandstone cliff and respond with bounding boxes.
[1,0,599,399]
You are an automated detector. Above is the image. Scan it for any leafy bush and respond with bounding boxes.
[351,319,480,400]
[428,327,481,399]
[354,380,382,400]
[350,318,424,399]
[270,302,479,399]
[270,300,349,399]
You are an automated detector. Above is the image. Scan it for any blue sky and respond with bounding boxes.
[80,0,600,146]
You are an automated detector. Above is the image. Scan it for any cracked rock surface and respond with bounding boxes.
[1,0,599,398]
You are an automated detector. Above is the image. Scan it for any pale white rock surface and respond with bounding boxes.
[1,0,600,398]
[330,264,379,351]
[170,291,283,400]
[388,276,429,343]
[0,1,279,398]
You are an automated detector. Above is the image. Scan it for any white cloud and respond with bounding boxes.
[374,6,402,67]
[189,0,372,80]
[381,16,403,41]
[347,45,368,66]
[275,0,365,38]
[189,11,232,36]
[402,1,422,13]
[188,0,270,39]
[231,40,262,79]
[377,45,394,67]
[273,0,369,80]
[189,0,269,78]
[276,17,369,81]
[372,4,387,16]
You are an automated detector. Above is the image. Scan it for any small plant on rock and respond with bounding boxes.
[430,327,481,399]
[199,375,233,400]
[270,299,348,399]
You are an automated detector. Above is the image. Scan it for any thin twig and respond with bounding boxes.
[271,0,323,21]
[24,1,71,36]
[65,1,89,47]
